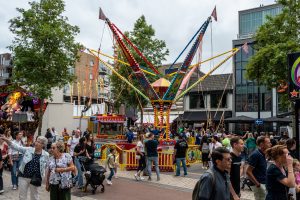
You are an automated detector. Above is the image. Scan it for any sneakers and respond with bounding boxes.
[157,177,160,181]
[0,190,4,194]
[148,176,152,181]
[134,174,139,181]
[12,185,17,190]
[140,176,145,180]
[106,179,112,185]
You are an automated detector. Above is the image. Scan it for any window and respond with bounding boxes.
[189,93,205,109]
[211,92,227,108]
[90,60,94,67]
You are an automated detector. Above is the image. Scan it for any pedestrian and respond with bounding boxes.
[134,134,146,181]
[173,134,188,176]
[45,141,75,200]
[192,147,231,200]
[229,137,244,200]
[145,133,160,181]
[73,137,89,189]
[209,135,222,167]
[85,133,95,159]
[45,128,53,151]
[286,138,296,159]
[200,135,210,169]
[246,136,272,200]
[9,131,24,190]
[106,148,116,185]
[67,130,80,155]
[245,132,256,156]
[265,145,295,200]
[125,128,134,143]
[293,159,300,200]
[0,135,49,200]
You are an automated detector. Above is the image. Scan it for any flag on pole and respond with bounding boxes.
[99,8,107,20]
[242,43,249,54]
[211,6,217,21]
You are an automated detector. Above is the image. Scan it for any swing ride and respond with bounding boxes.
[84,6,246,141]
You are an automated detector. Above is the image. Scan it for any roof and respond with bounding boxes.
[180,111,232,121]
[188,73,233,92]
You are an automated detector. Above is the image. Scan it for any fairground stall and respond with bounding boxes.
[0,85,47,145]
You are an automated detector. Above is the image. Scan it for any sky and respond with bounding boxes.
[0,0,276,74]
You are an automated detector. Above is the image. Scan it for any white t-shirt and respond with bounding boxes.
[67,136,80,156]
[136,141,144,153]
[209,141,222,153]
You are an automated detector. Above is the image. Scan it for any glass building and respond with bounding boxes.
[232,4,282,133]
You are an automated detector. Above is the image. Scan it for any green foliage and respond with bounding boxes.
[9,0,81,100]
[246,0,300,88]
[110,15,169,110]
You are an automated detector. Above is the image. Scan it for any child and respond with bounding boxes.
[293,159,300,200]
[106,148,116,185]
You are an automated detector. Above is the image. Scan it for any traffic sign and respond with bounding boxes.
[255,118,263,125]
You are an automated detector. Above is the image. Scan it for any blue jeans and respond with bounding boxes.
[147,156,160,178]
[107,168,115,181]
[176,158,187,176]
[73,157,83,187]
[11,156,22,186]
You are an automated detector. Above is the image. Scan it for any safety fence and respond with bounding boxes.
[96,143,202,172]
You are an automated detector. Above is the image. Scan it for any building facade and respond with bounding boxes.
[182,72,233,131]
[232,4,284,133]
[0,53,13,85]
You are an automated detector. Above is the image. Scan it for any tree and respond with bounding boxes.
[9,0,81,135]
[246,0,300,107]
[110,15,169,124]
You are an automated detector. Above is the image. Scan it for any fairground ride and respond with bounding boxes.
[83,7,247,143]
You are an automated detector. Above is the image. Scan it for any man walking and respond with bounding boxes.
[173,135,188,176]
[193,147,231,200]
[246,136,271,200]
[145,133,160,181]
[230,137,244,200]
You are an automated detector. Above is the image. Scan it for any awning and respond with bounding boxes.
[263,116,292,123]
[224,115,254,123]
[182,111,232,121]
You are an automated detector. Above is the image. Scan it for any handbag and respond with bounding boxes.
[30,173,42,187]
[55,157,72,191]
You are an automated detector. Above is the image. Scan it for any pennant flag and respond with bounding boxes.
[211,6,217,21]
[99,8,107,20]
[242,43,249,54]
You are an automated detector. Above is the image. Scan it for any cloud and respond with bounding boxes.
[0,0,275,74]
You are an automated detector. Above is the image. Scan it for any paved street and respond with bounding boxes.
[0,163,254,200]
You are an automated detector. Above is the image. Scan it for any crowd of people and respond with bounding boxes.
[1,122,300,200]
[193,130,299,200]
[0,125,96,200]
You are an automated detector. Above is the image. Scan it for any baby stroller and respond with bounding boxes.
[79,157,106,194]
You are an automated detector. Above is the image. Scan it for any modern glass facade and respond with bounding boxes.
[239,5,282,38]
[234,43,272,112]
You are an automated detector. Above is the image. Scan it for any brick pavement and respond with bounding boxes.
[0,168,254,200]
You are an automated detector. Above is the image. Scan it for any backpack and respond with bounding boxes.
[201,143,209,154]
[192,169,216,200]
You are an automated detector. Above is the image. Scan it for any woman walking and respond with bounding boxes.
[46,141,75,200]
[134,134,146,181]
[0,135,49,200]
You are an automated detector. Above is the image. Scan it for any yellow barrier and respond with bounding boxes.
[186,145,202,165]
[121,149,175,172]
